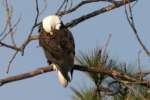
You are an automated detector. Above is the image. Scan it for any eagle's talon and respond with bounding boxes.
[50,63,58,71]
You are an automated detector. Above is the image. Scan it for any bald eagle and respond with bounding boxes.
[39,15,75,87]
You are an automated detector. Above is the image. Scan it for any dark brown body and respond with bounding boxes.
[39,25,75,82]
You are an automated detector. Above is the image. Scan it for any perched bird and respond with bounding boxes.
[39,15,75,87]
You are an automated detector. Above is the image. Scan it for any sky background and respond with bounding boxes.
[0,0,150,100]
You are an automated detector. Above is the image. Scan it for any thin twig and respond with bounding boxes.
[124,1,150,56]
[0,41,21,51]
[0,16,21,41]
[56,0,67,15]
[20,35,39,51]
[0,0,12,39]
[1,35,39,73]
[5,0,16,46]
[0,35,39,51]
[22,0,40,55]
[7,51,19,73]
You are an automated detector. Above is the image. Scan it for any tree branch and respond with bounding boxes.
[0,64,150,87]
[57,0,105,16]
[65,0,136,28]
[0,41,21,51]
[0,35,39,52]
[0,65,53,86]
[124,2,150,56]
[21,0,40,55]
[0,35,39,73]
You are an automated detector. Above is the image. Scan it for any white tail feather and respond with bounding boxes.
[51,63,68,87]
[57,70,68,87]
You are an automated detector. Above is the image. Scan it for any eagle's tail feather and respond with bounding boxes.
[51,63,70,87]
[57,70,70,87]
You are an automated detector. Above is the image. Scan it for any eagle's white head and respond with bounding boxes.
[42,15,61,33]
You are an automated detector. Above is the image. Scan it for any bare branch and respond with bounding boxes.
[20,35,39,51]
[57,0,101,16]
[0,16,21,41]
[1,35,39,73]
[57,0,117,16]
[7,51,19,73]
[0,35,39,51]
[22,0,40,55]
[2,0,17,46]
[56,0,68,14]
[0,41,21,51]
[124,1,150,56]
[65,0,136,28]
[0,65,53,86]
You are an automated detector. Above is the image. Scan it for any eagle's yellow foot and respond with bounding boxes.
[50,63,59,71]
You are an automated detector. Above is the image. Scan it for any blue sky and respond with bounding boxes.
[0,0,150,100]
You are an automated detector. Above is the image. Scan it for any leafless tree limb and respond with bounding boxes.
[0,41,20,51]
[56,0,68,14]
[0,35,39,73]
[0,16,21,42]
[65,0,136,28]
[0,35,39,51]
[20,35,39,51]
[57,0,101,16]
[1,0,17,46]
[0,64,150,88]
[0,65,53,86]
[124,1,150,56]
[2,0,40,72]
[21,0,40,55]
[57,0,118,16]
[6,51,19,73]
[5,35,39,73]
